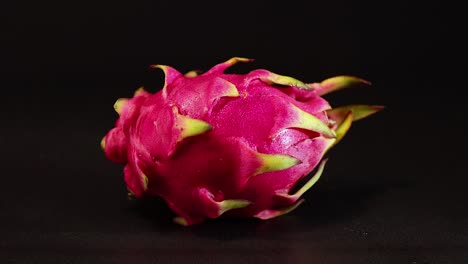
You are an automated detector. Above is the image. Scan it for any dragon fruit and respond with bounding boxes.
[101,57,383,226]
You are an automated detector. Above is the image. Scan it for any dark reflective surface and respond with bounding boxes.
[1,0,466,263]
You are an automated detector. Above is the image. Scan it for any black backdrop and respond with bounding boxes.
[1,1,466,263]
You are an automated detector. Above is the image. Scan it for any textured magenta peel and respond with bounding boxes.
[101,57,383,226]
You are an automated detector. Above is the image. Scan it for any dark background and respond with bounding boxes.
[1,0,466,263]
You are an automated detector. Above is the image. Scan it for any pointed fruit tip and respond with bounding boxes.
[142,175,149,190]
[278,159,328,200]
[184,70,201,77]
[177,115,213,140]
[173,216,189,226]
[255,152,301,175]
[218,199,252,215]
[149,64,166,70]
[208,57,255,74]
[358,105,385,120]
[323,75,371,86]
[224,80,240,97]
[254,199,305,220]
[226,57,254,65]
[317,75,372,96]
[100,136,106,151]
[134,87,146,96]
[333,111,353,146]
[149,64,181,80]
[328,104,385,123]
[113,98,128,115]
[360,78,372,86]
[372,105,385,112]
[292,105,336,138]
[260,72,311,90]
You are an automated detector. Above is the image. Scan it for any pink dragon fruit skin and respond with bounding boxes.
[101,57,383,226]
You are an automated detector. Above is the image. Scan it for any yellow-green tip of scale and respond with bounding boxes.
[292,105,336,138]
[217,199,252,215]
[113,98,128,114]
[178,115,213,140]
[255,152,301,175]
[261,72,310,90]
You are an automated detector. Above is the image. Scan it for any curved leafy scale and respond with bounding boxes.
[184,70,201,77]
[150,65,183,98]
[247,69,310,90]
[133,87,146,96]
[207,57,254,74]
[289,105,336,138]
[176,114,213,141]
[217,199,252,215]
[254,199,305,220]
[310,76,371,96]
[254,152,301,175]
[327,104,384,125]
[100,137,106,150]
[276,159,328,201]
[173,216,188,226]
[333,111,353,147]
[113,98,129,115]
